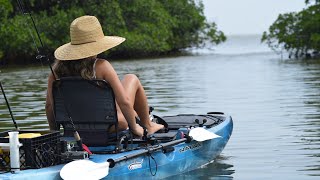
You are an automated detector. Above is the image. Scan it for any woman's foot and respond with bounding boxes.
[130,124,144,137]
[147,122,164,135]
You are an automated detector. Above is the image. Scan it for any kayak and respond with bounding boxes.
[0,112,233,180]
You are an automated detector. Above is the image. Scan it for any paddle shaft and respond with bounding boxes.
[0,81,19,130]
[108,136,192,168]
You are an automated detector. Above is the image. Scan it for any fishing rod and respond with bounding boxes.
[16,0,56,78]
[0,81,19,130]
[15,0,84,150]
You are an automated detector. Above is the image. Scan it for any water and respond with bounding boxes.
[1,35,320,179]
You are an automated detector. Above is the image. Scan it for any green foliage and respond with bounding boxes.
[0,0,12,60]
[261,12,301,55]
[0,0,225,64]
[159,0,225,50]
[0,0,12,19]
[262,4,320,58]
[114,0,174,56]
[305,0,320,5]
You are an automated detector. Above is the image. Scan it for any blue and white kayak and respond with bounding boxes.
[0,113,233,180]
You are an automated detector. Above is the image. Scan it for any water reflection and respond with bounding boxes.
[163,155,234,180]
[289,59,320,177]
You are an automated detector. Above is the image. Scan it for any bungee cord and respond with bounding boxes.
[147,150,158,176]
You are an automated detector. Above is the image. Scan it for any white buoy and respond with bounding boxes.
[9,131,22,173]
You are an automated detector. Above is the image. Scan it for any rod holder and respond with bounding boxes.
[9,131,22,173]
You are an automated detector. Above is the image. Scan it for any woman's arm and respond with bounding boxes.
[45,73,57,130]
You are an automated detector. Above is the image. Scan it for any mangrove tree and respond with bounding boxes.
[0,0,226,65]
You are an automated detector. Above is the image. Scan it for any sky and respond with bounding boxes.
[202,0,307,35]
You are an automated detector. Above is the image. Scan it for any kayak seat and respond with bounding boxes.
[52,77,121,147]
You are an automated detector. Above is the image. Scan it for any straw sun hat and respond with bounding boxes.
[54,15,125,60]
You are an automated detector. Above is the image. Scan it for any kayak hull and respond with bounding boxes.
[107,114,233,180]
[0,114,233,180]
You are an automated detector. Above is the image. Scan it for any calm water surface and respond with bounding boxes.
[1,35,320,179]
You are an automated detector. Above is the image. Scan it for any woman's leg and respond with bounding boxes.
[116,103,129,130]
[121,74,164,135]
[107,103,128,133]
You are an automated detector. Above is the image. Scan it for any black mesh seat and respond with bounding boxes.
[52,77,119,147]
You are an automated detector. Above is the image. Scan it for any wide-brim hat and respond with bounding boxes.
[54,15,125,60]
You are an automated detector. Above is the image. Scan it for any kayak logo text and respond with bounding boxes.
[128,159,143,170]
[179,142,202,153]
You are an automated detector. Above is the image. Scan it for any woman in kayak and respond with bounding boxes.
[45,15,164,137]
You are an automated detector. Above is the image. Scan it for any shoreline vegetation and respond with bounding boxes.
[262,0,320,59]
[0,0,226,66]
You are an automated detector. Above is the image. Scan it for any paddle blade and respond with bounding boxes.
[189,127,221,142]
[60,159,109,180]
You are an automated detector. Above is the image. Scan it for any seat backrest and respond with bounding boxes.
[52,77,118,146]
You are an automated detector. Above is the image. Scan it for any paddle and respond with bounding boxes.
[60,127,221,180]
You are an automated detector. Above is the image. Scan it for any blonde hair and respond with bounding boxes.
[53,56,97,79]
